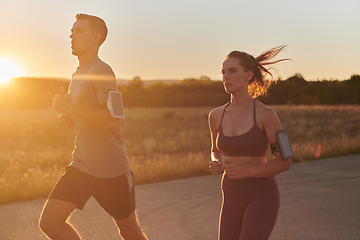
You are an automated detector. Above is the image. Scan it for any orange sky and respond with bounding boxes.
[1,0,359,81]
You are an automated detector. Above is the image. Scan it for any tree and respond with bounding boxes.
[127,76,144,91]
[347,74,360,85]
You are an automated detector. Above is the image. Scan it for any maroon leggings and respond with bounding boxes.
[219,175,280,240]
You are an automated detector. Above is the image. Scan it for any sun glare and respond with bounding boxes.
[0,59,22,84]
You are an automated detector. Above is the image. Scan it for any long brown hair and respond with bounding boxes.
[226,45,290,98]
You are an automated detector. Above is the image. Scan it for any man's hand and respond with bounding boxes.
[52,87,74,114]
[58,114,73,129]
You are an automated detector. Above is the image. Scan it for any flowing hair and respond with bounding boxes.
[226,45,290,98]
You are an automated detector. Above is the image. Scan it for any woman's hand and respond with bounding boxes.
[58,114,73,129]
[209,160,224,175]
[224,163,250,179]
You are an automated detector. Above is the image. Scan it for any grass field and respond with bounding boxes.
[1,105,360,205]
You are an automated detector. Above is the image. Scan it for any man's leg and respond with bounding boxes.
[114,210,148,240]
[39,199,81,240]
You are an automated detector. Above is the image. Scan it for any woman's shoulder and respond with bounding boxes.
[208,104,228,130]
[209,103,228,119]
[255,100,279,120]
[255,100,283,132]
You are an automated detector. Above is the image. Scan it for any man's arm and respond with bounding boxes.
[58,114,74,129]
[52,87,120,129]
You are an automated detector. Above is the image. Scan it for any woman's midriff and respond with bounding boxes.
[224,156,267,167]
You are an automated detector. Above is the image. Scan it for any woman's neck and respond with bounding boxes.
[230,92,253,109]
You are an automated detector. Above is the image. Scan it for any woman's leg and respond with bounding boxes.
[239,178,280,240]
[219,189,245,240]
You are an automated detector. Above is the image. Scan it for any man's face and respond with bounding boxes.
[70,19,95,56]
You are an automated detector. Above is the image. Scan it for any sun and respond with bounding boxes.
[0,59,22,84]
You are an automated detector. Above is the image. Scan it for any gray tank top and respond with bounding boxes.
[68,57,131,178]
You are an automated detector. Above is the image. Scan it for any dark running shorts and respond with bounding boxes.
[49,166,135,220]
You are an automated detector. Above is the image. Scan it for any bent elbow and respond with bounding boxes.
[107,118,121,129]
[284,159,292,171]
[112,119,121,129]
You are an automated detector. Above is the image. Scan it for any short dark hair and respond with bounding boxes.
[76,13,108,45]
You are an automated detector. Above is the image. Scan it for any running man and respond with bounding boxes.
[39,13,147,240]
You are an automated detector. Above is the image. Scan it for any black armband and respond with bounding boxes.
[269,130,294,160]
[270,143,279,154]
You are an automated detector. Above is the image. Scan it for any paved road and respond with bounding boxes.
[0,154,359,239]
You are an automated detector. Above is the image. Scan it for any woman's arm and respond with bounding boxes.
[224,158,291,179]
[208,108,225,175]
[225,106,292,179]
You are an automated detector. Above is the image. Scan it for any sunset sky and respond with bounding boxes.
[1,0,359,82]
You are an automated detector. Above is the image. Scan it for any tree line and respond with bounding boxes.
[119,74,360,107]
[0,74,359,110]
[258,74,360,105]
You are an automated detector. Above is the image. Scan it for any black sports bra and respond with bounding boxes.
[216,100,268,157]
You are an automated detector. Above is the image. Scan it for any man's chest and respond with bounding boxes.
[69,79,99,109]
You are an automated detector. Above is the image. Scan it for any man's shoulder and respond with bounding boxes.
[93,59,115,76]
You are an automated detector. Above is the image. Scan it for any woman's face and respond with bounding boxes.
[221,57,253,94]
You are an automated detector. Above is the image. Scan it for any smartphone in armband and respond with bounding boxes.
[270,129,294,160]
[107,90,125,119]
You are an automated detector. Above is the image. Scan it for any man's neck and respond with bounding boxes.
[77,49,99,69]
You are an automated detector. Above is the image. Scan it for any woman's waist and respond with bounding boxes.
[222,172,277,192]
[220,147,267,158]
[224,156,267,167]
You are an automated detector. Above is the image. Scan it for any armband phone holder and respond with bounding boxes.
[270,129,294,160]
[107,90,125,119]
